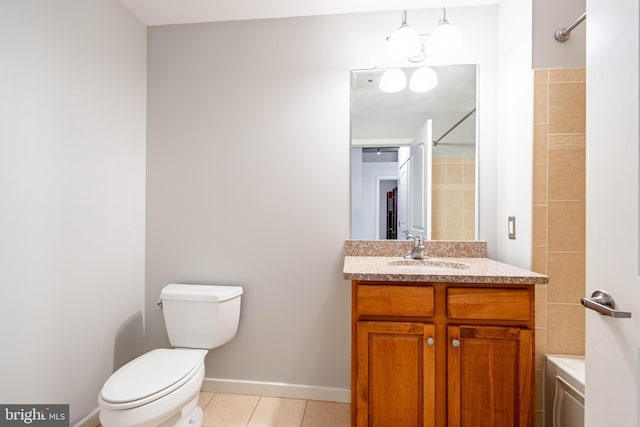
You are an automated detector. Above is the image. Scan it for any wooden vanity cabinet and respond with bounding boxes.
[351,281,535,427]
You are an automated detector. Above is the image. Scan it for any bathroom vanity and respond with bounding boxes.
[343,240,548,427]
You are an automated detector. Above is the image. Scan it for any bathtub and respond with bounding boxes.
[545,355,585,427]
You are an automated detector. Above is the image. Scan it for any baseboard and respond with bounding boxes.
[73,407,100,427]
[201,378,351,403]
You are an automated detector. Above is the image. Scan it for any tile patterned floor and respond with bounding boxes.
[198,392,350,427]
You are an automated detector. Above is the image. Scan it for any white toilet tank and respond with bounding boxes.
[160,284,243,350]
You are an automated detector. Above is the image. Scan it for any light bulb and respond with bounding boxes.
[388,24,422,59]
[379,68,407,93]
[425,20,462,59]
[409,67,438,92]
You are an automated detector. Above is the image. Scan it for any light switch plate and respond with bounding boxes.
[508,216,516,239]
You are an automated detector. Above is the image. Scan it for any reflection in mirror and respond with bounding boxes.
[350,64,478,241]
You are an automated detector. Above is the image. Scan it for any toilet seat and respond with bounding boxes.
[100,348,207,410]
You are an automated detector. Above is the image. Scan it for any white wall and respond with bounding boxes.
[495,0,533,268]
[146,6,498,397]
[0,1,146,423]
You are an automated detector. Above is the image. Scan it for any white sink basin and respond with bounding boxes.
[387,259,470,270]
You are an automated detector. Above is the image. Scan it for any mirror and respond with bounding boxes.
[350,64,478,241]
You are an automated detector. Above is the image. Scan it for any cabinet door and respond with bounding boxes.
[357,321,436,427]
[447,325,533,427]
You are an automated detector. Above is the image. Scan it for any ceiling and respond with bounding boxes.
[118,0,500,26]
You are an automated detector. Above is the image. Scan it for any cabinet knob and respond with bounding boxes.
[452,339,461,348]
[426,337,435,346]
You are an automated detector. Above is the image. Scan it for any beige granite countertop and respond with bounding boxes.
[343,240,548,284]
[343,256,548,284]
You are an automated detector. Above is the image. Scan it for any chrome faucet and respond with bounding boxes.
[405,234,426,259]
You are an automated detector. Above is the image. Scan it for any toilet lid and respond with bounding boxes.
[101,348,207,405]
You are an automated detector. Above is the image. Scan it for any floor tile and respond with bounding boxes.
[301,400,350,427]
[247,396,307,427]
[202,393,260,427]
[199,391,215,408]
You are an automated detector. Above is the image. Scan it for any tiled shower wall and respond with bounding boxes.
[531,68,586,426]
[432,156,476,240]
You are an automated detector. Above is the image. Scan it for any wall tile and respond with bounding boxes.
[547,134,585,146]
[535,327,547,369]
[547,252,585,304]
[546,304,585,354]
[548,201,585,252]
[536,369,544,410]
[447,164,464,184]
[535,286,547,328]
[532,68,586,426]
[463,162,475,183]
[549,68,586,83]
[433,190,446,211]
[533,124,548,164]
[446,231,464,240]
[464,190,475,210]
[533,164,548,205]
[432,231,445,240]
[534,69,549,84]
[532,206,547,247]
[447,190,464,212]
[446,210,464,232]
[548,82,586,133]
[548,146,585,201]
[534,83,549,125]
[531,246,547,274]
[463,210,475,233]
[433,163,446,184]
[432,211,446,231]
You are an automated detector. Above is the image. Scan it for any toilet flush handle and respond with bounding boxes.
[157,300,163,310]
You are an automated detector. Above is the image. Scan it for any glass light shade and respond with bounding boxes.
[388,25,422,59]
[425,22,462,59]
[379,68,407,93]
[409,67,438,92]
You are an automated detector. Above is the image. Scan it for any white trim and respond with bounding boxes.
[73,408,100,427]
[201,378,351,403]
[351,138,413,147]
[375,176,398,240]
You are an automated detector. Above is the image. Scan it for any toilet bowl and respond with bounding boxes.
[98,284,243,427]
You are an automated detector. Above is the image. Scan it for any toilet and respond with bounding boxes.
[98,284,243,427]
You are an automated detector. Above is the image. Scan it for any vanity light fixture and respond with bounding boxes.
[386,8,462,63]
[387,10,422,59]
[425,8,463,59]
[379,68,407,93]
